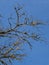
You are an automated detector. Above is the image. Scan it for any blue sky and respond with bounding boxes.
[0,0,49,65]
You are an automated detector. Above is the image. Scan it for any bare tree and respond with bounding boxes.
[0,4,49,65]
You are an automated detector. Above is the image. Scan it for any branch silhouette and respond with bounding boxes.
[0,4,49,65]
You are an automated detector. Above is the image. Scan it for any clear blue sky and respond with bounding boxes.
[0,0,49,65]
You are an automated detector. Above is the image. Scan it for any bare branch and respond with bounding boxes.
[0,4,49,65]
